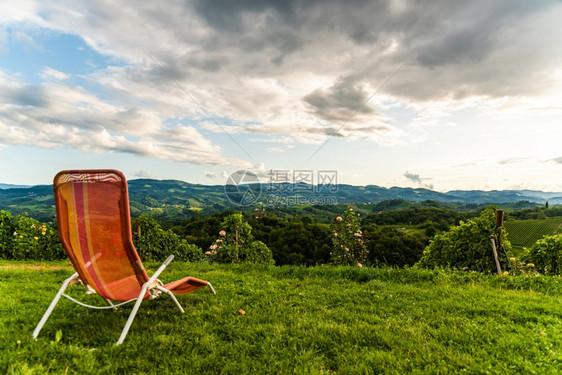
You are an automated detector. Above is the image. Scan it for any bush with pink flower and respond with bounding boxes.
[330,207,367,266]
[207,212,274,265]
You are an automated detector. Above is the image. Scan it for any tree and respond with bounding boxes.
[416,208,510,272]
[208,212,274,265]
[364,224,427,267]
[133,215,203,262]
[523,234,562,275]
[330,207,367,266]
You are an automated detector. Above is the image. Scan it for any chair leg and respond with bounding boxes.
[33,273,79,340]
[155,286,185,313]
[117,256,177,345]
[116,285,148,345]
[105,298,118,310]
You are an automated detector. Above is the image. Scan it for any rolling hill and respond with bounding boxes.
[0,178,558,221]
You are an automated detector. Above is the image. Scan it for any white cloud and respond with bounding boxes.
[12,30,42,51]
[134,169,154,179]
[267,147,285,153]
[0,1,41,23]
[40,67,68,80]
[0,71,247,167]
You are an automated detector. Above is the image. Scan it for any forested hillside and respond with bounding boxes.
[0,178,556,222]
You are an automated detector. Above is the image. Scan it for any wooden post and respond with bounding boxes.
[496,209,504,228]
[490,236,502,274]
[492,209,504,275]
[136,218,141,236]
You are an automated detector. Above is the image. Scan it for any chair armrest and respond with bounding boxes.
[146,255,175,286]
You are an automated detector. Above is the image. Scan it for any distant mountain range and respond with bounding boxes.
[0,183,31,189]
[0,178,559,221]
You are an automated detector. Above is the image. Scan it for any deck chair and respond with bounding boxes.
[33,169,215,345]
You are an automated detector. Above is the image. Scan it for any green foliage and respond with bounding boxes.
[245,241,274,264]
[132,215,203,262]
[507,205,562,220]
[330,207,367,266]
[417,208,511,272]
[174,209,434,268]
[523,234,562,275]
[506,256,539,276]
[0,211,64,260]
[179,212,332,266]
[362,206,472,227]
[254,216,332,266]
[364,224,428,267]
[0,211,13,257]
[207,213,274,265]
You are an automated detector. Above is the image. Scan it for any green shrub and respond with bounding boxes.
[132,215,203,262]
[0,210,64,260]
[207,212,274,265]
[523,234,562,275]
[330,207,367,266]
[245,240,275,265]
[416,208,510,273]
[0,210,13,257]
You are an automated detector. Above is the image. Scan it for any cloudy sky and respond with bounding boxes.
[1,0,561,191]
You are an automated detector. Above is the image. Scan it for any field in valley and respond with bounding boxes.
[505,216,562,253]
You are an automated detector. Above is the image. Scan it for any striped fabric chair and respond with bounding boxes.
[33,169,215,345]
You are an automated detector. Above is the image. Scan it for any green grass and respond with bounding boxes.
[2,261,562,374]
[505,217,562,252]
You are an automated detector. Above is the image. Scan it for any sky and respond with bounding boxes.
[1,0,561,192]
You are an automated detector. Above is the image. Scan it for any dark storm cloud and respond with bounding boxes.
[404,171,423,184]
[304,75,376,123]
[186,0,556,104]
[4,84,49,107]
[75,0,556,110]
[192,0,298,31]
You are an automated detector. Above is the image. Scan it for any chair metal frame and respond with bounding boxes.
[33,255,215,345]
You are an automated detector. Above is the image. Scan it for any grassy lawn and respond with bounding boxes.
[2,261,562,374]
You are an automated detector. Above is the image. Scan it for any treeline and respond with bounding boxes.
[0,206,464,267]
[362,206,476,227]
[0,210,203,262]
[172,212,333,266]
[506,204,562,220]
[6,204,562,276]
[171,210,433,267]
